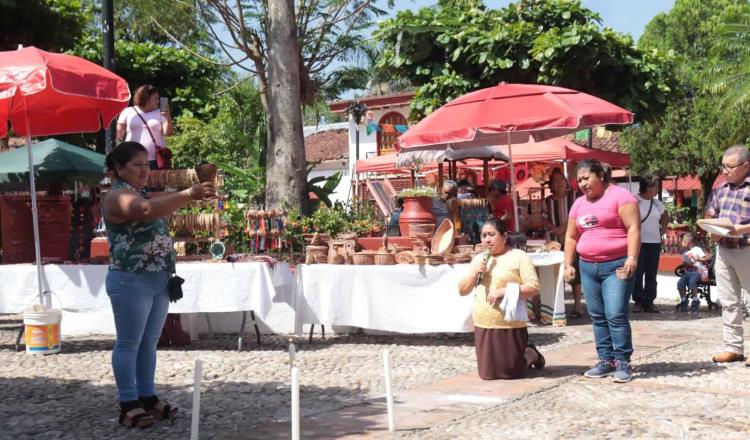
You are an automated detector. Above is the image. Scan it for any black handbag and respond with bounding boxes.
[167,274,185,303]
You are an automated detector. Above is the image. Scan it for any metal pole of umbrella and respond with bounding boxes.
[22,118,45,306]
[507,133,520,232]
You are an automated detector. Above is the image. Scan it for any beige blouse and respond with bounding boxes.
[469,249,540,329]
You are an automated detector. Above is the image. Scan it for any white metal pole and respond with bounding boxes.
[507,133,519,232]
[291,366,300,440]
[24,129,44,306]
[288,337,296,369]
[190,359,203,440]
[383,350,395,433]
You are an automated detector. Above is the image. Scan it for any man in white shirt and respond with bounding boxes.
[632,175,669,313]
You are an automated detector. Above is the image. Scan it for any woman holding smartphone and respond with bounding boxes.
[564,160,640,383]
[116,85,173,170]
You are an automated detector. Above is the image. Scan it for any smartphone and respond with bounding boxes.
[159,97,169,113]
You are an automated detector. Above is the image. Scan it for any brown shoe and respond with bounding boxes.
[711,351,745,363]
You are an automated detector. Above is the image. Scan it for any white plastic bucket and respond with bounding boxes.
[23,308,62,355]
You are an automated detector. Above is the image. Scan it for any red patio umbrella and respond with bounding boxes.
[397,83,634,230]
[0,46,130,304]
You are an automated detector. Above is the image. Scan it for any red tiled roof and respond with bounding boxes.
[328,92,415,113]
[304,129,349,162]
[662,176,702,191]
[567,130,627,154]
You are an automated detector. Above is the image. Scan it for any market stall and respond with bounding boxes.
[290,250,565,335]
[0,261,296,338]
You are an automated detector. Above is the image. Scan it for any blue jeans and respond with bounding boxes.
[106,270,170,402]
[632,243,661,306]
[579,256,635,362]
[677,271,701,291]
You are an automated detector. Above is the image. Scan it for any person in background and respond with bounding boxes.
[102,141,215,428]
[488,180,515,232]
[543,168,584,318]
[117,85,173,170]
[457,179,476,199]
[433,179,458,227]
[388,196,404,235]
[458,219,545,379]
[677,232,710,313]
[704,144,750,365]
[565,159,640,383]
[632,175,669,313]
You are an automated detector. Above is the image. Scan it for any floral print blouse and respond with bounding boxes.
[104,180,175,273]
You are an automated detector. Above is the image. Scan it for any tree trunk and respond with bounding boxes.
[266,0,309,214]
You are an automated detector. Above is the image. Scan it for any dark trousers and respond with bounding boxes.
[632,243,661,306]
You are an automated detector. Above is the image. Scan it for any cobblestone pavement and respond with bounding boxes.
[395,304,750,440]
[2,300,748,440]
[0,312,589,440]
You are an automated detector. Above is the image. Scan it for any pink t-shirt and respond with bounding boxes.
[569,185,637,262]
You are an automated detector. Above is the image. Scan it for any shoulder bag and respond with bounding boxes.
[135,109,173,169]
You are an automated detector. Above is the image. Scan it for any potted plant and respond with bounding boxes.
[398,186,438,236]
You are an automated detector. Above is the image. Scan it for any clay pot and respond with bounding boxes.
[195,163,218,183]
[398,196,436,237]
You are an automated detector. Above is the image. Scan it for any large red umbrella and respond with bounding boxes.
[397,83,634,230]
[0,46,130,304]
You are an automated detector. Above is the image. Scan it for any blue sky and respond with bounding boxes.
[390,1,675,41]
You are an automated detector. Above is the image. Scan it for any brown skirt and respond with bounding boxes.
[475,326,529,380]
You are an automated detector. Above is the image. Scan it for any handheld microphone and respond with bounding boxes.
[475,250,491,287]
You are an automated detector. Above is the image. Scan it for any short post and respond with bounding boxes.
[288,337,296,369]
[190,359,203,440]
[383,350,395,433]
[291,366,300,440]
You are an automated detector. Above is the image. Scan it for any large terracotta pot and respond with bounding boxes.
[399,196,436,236]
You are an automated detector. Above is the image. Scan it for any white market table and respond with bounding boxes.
[291,251,566,337]
[0,261,295,341]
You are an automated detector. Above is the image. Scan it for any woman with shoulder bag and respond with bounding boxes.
[102,142,215,428]
[116,85,173,170]
[632,175,669,313]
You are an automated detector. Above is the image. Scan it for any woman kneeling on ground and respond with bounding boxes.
[102,141,216,428]
[458,219,546,379]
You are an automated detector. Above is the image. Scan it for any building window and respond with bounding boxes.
[377,111,407,155]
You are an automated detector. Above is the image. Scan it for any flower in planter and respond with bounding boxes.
[399,186,437,198]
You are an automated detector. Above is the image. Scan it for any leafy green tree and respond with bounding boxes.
[72,35,227,119]
[621,0,750,200]
[0,0,89,51]
[374,0,678,121]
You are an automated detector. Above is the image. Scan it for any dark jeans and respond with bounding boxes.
[632,243,661,307]
[579,256,635,362]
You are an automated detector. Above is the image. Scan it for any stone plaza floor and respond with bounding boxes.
[1,297,749,439]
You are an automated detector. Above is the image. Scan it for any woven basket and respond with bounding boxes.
[408,223,435,237]
[413,255,426,265]
[337,232,358,240]
[455,244,474,255]
[352,253,374,265]
[395,251,414,264]
[305,245,328,259]
[314,254,328,264]
[374,253,396,265]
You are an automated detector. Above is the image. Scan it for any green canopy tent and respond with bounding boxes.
[0,138,105,191]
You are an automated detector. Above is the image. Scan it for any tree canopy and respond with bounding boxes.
[620,0,750,198]
[374,0,679,121]
[0,0,88,51]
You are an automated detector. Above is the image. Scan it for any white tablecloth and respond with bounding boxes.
[292,251,565,334]
[0,262,295,335]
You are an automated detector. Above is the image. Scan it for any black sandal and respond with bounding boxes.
[118,407,155,429]
[527,343,546,369]
[141,395,178,421]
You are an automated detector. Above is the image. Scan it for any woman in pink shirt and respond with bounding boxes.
[564,160,640,383]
